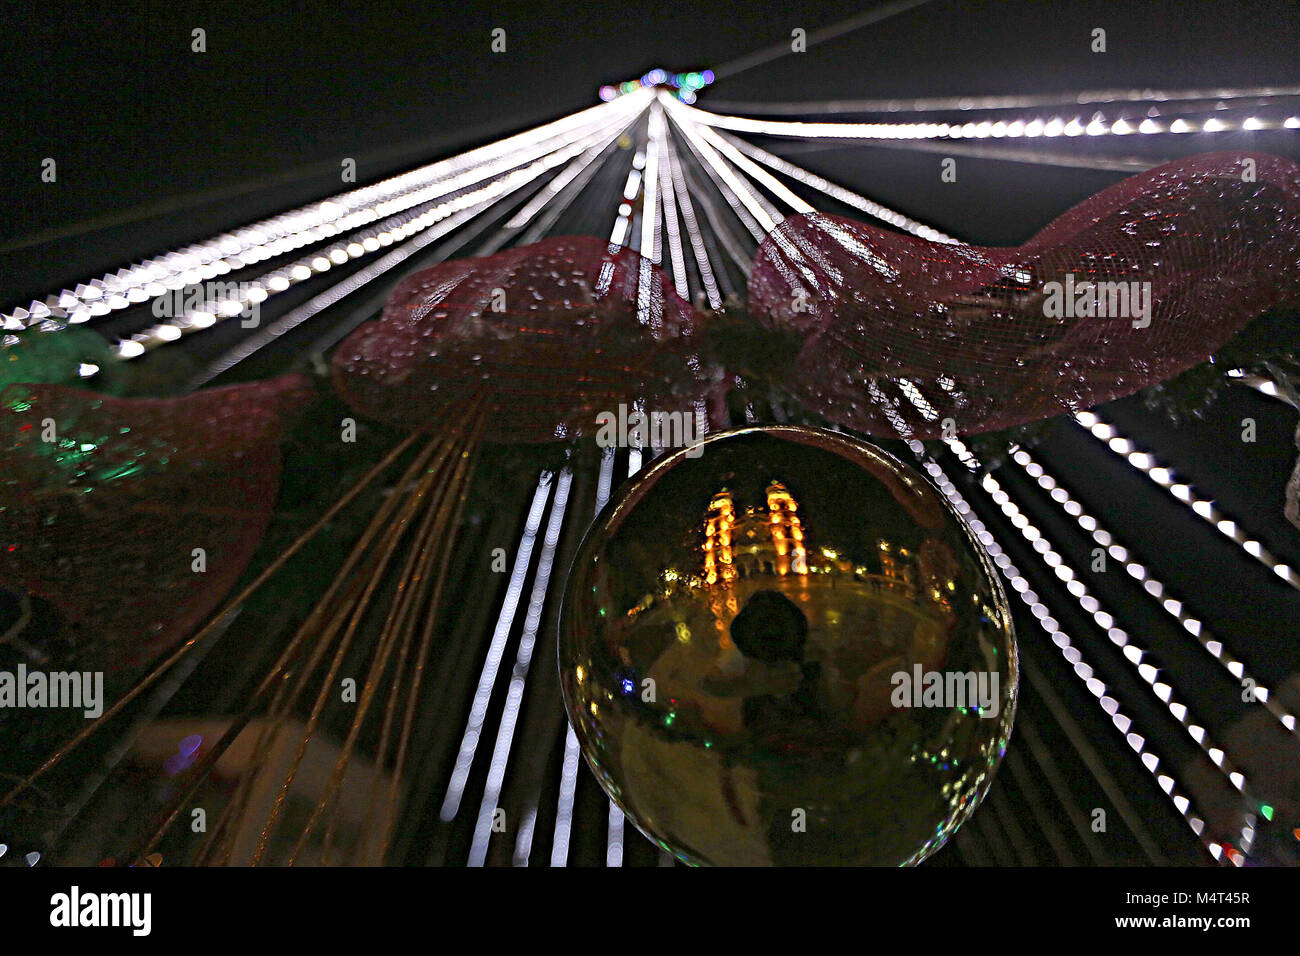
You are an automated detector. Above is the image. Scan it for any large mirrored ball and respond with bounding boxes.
[559,426,1016,866]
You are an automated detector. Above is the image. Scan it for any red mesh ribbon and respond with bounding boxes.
[749,152,1300,439]
[0,375,310,670]
[332,236,708,442]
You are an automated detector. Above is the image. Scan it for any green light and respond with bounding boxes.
[1261,804,1274,821]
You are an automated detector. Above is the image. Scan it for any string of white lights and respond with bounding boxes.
[440,477,553,822]
[711,130,956,242]
[193,121,637,387]
[516,113,691,864]
[707,84,1300,116]
[1008,444,1298,736]
[606,800,626,867]
[678,123,791,235]
[680,100,1300,142]
[640,103,666,267]
[689,106,1209,853]
[881,371,1258,830]
[548,726,583,866]
[549,447,617,867]
[608,136,647,247]
[972,457,1254,791]
[454,121,660,868]
[604,120,665,866]
[709,149,1284,858]
[651,111,690,298]
[662,128,724,308]
[1,95,648,332]
[663,126,760,281]
[974,459,1254,863]
[693,122,816,217]
[819,136,1164,173]
[1075,412,1300,592]
[115,118,631,362]
[3,94,644,332]
[468,469,573,866]
[900,436,1228,862]
[520,122,711,864]
[503,138,619,231]
[663,99,775,238]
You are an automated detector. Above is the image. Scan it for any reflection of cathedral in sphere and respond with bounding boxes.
[559,426,1017,866]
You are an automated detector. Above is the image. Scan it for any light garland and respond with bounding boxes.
[1075,412,1300,591]
[681,100,1300,142]
[902,437,1228,863]
[440,478,553,822]
[468,470,573,866]
[1008,445,1298,736]
[2,95,647,332]
[706,84,1300,115]
[705,128,957,242]
[115,117,633,361]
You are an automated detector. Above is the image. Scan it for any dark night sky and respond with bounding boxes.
[4,0,1299,305]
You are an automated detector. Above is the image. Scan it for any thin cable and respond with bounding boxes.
[709,0,941,81]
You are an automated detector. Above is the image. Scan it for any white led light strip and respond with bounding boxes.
[194,130,635,387]
[2,95,649,331]
[440,478,553,822]
[603,153,671,863]
[114,118,631,360]
[708,128,957,243]
[651,111,690,298]
[708,84,1300,116]
[682,116,960,291]
[1075,412,1300,591]
[468,469,573,866]
[662,129,723,308]
[901,438,1228,862]
[550,448,617,867]
[1009,445,1298,736]
[640,103,666,267]
[832,136,1165,173]
[681,100,1300,142]
[664,101,773,239]
[604,127,659,866]
[738,118,1270,859]
[608,139,646,247]
[691,122,815,217]
[974,460,1254,790]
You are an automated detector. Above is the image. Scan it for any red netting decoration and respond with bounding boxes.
[748,151,1300,439]
[0,375,311,670]
[332,235,711,442]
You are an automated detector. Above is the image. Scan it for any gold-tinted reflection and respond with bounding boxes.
[559,426,1016,866]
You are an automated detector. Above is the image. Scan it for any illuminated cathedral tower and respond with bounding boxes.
[702,480,808,583]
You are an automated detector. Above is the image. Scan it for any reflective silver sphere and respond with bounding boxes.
[559,425,1017,866]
